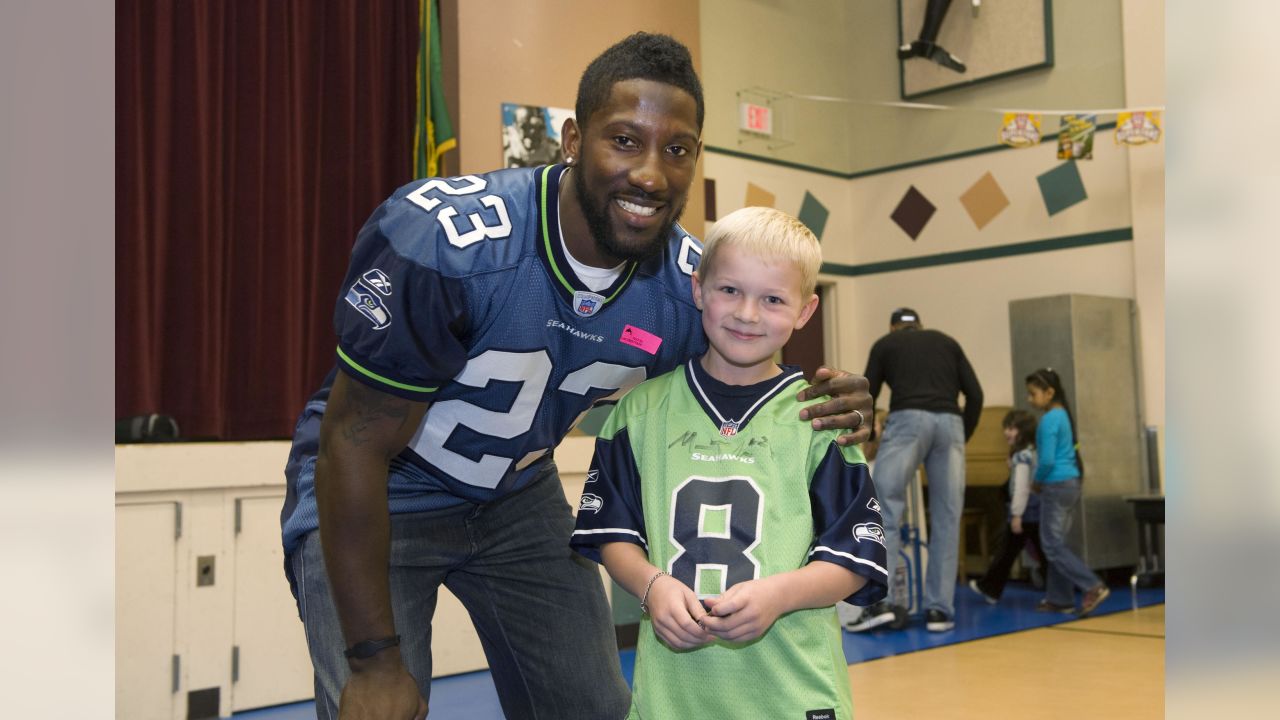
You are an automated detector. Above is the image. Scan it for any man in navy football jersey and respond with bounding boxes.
[281,32,873,720]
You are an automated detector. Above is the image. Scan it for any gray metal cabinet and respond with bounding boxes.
[1009,294,1145,570]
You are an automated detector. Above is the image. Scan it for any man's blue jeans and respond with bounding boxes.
[871,409,966,617]
[1038,478,1102,606]
[290,465,630,720]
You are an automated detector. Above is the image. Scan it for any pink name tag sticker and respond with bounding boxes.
[620,325,663,355]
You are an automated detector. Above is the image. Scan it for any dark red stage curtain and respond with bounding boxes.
[117,0,418,439]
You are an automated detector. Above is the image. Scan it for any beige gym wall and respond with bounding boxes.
[699,0,1163,470]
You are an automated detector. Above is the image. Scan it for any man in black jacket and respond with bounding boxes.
[845,308,983,633]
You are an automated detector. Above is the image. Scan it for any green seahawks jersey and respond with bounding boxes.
[572,361,888,720]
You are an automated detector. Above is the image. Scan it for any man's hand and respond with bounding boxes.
[647,575,714,650]
[339,650,428,719]
[797,367,873,446]
[699,576,788,643]
[1011,516,1024,535]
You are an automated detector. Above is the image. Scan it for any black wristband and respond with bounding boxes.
[344,635,400,660]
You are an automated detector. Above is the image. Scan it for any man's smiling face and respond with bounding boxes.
[566,78,701,264]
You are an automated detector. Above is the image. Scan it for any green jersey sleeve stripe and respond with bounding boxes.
[336,347,440,394]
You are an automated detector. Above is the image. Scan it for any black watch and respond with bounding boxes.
[344,635,400,659]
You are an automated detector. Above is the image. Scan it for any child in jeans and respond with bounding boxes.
[968,409,1046,603]
[571,207,888,719]
[1025,368,1110,615]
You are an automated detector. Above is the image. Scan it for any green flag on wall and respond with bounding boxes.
[415,0,456,177]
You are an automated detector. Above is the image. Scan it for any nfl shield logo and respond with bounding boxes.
[719,421,739,438]
[573,290,606,317]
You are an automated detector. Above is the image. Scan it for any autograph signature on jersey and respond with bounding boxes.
[669,430,769,464]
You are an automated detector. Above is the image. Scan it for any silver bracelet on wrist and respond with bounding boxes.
[639,570,669,615]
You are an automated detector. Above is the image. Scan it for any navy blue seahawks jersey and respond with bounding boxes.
[282,164,707,557]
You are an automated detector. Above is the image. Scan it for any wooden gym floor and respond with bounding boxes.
[849,605,1165,719]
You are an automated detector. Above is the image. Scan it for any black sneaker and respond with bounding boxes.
[843,601,895,632]
[925,609,954,632]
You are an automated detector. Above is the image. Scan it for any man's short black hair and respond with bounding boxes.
[575,32,704,132]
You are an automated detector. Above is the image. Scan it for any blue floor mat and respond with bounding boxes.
[841,580,1165,663]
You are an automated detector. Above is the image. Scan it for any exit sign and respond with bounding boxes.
[739,102,773,136]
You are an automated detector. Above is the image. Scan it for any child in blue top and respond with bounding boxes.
[1025,368,1110,616]
[968,409,1046,603]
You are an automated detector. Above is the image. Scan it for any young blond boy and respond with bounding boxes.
[571,207,888,719]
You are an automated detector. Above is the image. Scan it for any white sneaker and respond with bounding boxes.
[835,601,863,627]
[968,579,998,605]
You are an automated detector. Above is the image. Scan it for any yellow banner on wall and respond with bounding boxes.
[998,113,1042,148]
[1115,111,1162,146]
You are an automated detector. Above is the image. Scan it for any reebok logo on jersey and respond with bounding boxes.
[585,469,599,483]
[806,710,836,720]
[579,493,603,513]
[853,522,886,546]
[345,281,392,330]
[573,290,606,317]
[867,497,881,513]
[361,268,393,295]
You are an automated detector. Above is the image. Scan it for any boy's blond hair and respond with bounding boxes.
[699,206,822,297]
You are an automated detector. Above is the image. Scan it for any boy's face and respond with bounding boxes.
[692,245,818,385]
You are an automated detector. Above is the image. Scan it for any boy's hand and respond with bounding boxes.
[699,577,788,643]
[797,367,873,446]
[647,575,714,650]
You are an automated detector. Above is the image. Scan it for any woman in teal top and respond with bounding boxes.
[1025,368,1110,616]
